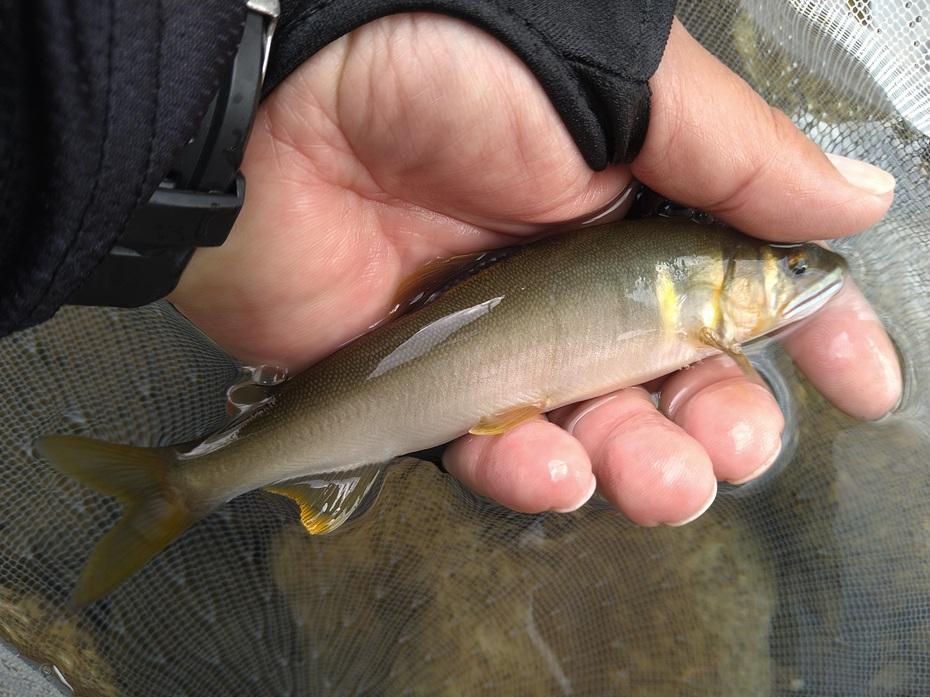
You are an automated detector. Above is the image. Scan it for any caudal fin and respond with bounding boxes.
[36,435,199,606]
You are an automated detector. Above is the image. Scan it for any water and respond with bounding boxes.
[1,211,926,697]
[2,1,930,695]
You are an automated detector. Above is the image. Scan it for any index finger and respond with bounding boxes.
[779,281,901,420]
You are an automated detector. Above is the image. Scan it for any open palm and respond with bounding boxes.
[172,15,900,525]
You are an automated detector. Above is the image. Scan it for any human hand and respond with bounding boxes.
[170,16,900,525]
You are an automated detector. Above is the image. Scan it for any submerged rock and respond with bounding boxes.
[0,585,119,697]
[272,459,775,696]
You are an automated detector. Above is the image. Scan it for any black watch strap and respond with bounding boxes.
[69,0,279,308]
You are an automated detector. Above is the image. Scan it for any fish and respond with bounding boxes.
[36,219,847,604]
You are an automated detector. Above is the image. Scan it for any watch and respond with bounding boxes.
[68,0,279,308]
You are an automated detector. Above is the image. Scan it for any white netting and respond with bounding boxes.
[2,2,929,695]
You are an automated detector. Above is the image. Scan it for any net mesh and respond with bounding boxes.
[2,1,929,695]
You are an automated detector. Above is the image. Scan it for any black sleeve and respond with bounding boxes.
[268,1,677,170]
[0,0,248,337]
[0,0,675,338]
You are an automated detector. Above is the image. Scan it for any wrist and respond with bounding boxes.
[68,1,278,309]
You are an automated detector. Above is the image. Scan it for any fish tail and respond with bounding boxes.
[36,435,200,606]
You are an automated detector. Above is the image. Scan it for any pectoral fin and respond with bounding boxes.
[265,465,386,535]
[469,401,547,435]
[697,327,760,381]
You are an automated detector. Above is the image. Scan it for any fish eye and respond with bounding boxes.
[787,251,808,276]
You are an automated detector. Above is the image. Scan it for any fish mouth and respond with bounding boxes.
[781,269,846,323]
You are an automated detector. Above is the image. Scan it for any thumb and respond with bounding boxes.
[632,19,895,241]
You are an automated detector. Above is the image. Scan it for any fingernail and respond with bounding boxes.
[553,476,597,513]
[826,154,895,196]
[729,440,782,485]
[575,182,639,227]
[565,393,620,435]
[667,481,717,527]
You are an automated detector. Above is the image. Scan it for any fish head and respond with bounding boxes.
[769,242,848,322]
[717,241,848,343]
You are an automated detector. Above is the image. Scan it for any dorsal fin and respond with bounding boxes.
[390,247,523,317]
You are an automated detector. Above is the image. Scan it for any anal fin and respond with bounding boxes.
[265,465,386,535]
[469,401,547,436]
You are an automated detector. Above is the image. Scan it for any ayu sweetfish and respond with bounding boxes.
[38,219,847,604]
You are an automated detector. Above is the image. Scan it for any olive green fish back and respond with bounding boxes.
[3,2,930,696]
[246,220,767,438]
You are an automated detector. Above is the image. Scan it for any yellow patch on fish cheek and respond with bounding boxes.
[762,248,781,319]
[700,302,718,334]
[655,265,681,337]
[719,278,768,340]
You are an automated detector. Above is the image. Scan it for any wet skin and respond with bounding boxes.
[170,16,900,526]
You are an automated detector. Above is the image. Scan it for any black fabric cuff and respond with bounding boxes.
[0,0,247,336]
[266,0,677,169]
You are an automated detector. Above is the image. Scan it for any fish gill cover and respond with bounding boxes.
[2,1,930,695]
